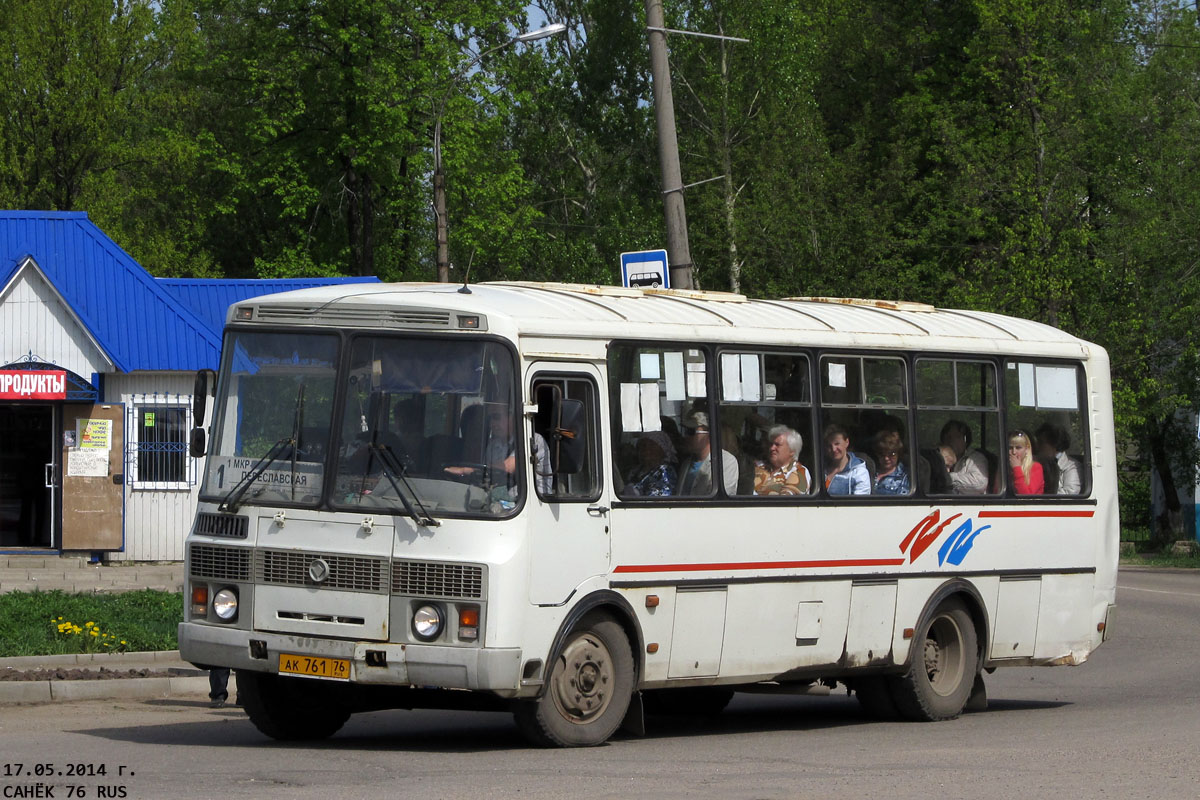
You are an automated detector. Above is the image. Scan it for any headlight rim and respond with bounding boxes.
[412,603,444,642]
[212,587,239,622]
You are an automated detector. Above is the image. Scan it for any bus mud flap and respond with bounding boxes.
[620,691,646,736]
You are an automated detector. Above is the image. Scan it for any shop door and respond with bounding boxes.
[60,404,124,550]
[0,405,55,548]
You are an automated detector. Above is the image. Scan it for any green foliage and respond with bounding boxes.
[3,0,1199,521]
[0,590,182,657]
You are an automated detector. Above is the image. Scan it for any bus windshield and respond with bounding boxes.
[202,331,340,507]
[201,330,520,518]
[331,336,518,517]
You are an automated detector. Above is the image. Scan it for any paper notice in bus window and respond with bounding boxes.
[687,369,706,398]
[1018,362,1036,406]
[1035,365,1078,409]
[741,354,761,401]
[640,353,661,381]
[664,352,685,401]
[828,362,847,389]
[640,383,661,431]
[721,354,742,401]
[620,383,641,431]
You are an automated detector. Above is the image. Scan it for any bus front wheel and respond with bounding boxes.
[887,598,978,721]
[238,670,351,741]
[514,614,634,747]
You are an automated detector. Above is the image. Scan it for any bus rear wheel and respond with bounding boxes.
[887,598,978,721]
[238,670,352,741]
[514,614,634,747]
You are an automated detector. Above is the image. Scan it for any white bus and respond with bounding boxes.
[179,282,1118,747]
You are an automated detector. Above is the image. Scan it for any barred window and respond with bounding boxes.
[129,403,192,489]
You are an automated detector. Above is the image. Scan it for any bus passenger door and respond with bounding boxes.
[527,367,609,605]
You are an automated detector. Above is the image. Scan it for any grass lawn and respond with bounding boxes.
[0,589,181,658]
[1119,550,1200,569]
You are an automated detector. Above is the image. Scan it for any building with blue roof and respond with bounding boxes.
[0,210,379,560]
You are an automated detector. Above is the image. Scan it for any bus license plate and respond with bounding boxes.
[278,653,350,680]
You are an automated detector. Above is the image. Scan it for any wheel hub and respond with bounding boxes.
[551,634,613,723]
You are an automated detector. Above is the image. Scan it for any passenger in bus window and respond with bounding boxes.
[872,430,911,495]
[1008,430,1045,495]
[1035,423,1081,495]
[676,410,739,495]
[940,420,988,494]
[625,432,677,497]
[753,425,810,495]
[822,424,870,495]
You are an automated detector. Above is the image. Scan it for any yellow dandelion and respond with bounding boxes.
[120,640,127,645]
[90,629,99,637]
[85,621,94,628]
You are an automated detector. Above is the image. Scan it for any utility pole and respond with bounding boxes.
[644,0,695,290]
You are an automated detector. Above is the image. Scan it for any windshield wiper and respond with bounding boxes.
[360,398,439,527]
[219,436,295,513]
[369,442,440,528]
[219,383,306,513]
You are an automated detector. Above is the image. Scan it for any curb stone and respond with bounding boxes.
[0,650,213,706]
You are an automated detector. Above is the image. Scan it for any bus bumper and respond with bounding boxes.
[178,622,523,694]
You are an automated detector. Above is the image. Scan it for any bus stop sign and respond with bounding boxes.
[620,249,670,289]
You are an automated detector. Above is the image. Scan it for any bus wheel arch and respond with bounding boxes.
[888,583,986,721]
[514,592,641,747]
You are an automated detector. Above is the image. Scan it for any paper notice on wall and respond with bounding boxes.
[78,419,111,450]
[68,448,108,477]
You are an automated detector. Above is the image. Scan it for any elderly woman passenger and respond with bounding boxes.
[625,431,678,497]
[753,425,811,495]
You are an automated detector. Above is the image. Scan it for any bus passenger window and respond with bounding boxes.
[818,355,910,497]
[915,359,1002,496]
[718,351,814,497]
[609,344,734,498]
[1005,361,1088,496]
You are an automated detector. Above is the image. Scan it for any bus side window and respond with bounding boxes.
[608,344,719,499]
[818,355,910,497]
[533,376,601,501]
[718,350,815,497]
[915,359,1002,496]
[1004,361,1088,496]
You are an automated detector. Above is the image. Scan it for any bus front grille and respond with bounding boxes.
[189,544,252,581]
[255,549,388,593]
[193,512,249,539]
[392,560,485,600]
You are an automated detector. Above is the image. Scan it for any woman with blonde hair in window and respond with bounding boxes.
[1008,430,1044,495]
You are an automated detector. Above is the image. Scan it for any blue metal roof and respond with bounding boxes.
[0,211,378,372]
[158,277,380,333]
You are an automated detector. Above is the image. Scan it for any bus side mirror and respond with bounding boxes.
[191,369,215,458]
[552,398,587,475]
[192,369,215,423]
[190,427,207,458]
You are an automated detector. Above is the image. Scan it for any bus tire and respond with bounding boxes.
[853,677,901,720]
[887,598,978,721]
[514,614,634,747]
[238,670,351,741]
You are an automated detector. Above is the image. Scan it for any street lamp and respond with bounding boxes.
[434,23,568,282]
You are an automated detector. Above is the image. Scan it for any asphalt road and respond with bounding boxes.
[1,568,1198,800]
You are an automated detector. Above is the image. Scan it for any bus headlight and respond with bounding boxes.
[412,604,444,641]
[212,588,239,621]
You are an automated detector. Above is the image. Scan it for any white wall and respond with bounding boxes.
[0,265,112,373]
[105,371,200,561]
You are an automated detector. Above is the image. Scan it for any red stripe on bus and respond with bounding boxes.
[977,510,1095,518]
[612,558,908,574]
